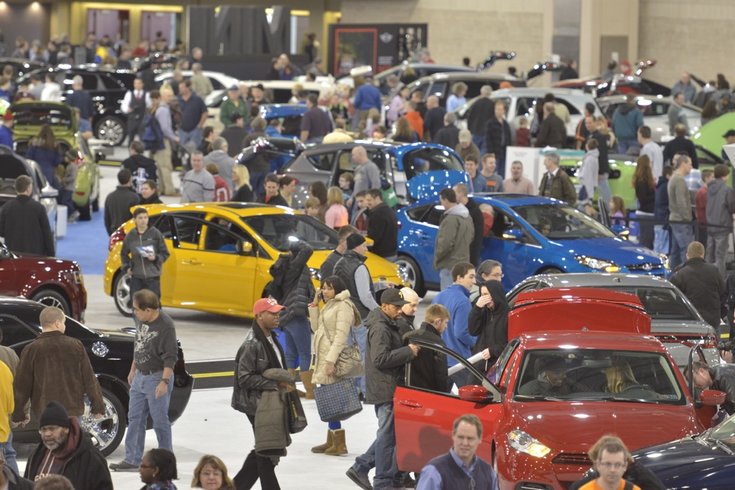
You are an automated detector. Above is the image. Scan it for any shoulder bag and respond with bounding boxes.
[321,314,363,379]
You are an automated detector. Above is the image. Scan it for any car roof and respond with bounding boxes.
[519,331,667,352]
[423,71,520,82]
[491,87,590,98]
[141,202,297,217]
[472,193,561,207]
[523,273,675,289]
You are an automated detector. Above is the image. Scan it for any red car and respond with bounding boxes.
[394,288,722,489]
[0,242,86,320]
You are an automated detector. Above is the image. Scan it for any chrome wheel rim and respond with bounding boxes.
[82,394,120,452]
[115,274,132,315]
[97,119,125,145]
[395,258,417,289]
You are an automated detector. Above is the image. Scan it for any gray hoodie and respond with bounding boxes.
[204,149,235,192]
[121,226,170,279]
[706,179,735,233]
[434,203,474,270]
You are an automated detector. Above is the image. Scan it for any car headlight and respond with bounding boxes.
[309,267,321,281]
[659,253,670,270]
[575,255,620,272]
[507,429,551,458]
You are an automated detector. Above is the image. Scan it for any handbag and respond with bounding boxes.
[322,321,364,379]
[314,378,363,422]
[286,390,308,434]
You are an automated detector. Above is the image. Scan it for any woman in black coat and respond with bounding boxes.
[468,280,509,372]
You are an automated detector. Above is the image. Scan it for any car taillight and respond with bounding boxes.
[109,226,126,251]
[702,334,719,350]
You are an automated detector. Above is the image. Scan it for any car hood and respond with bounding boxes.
[406,170,469,201]
[634,436,735,489]
[90,327,135,342]
[512,401,701,453]
[551,237,662,267]
[0,152,32,181]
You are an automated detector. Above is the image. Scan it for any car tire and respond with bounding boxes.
[83,387,126,456]
[95,116,126,146]
[395,255,426,297]
[77,199,92,221]
[30,289,71,317]
[113,272,133,317]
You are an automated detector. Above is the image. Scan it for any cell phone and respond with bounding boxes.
[319,292,324,302]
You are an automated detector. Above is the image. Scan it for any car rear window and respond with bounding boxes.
[608,287,699,321]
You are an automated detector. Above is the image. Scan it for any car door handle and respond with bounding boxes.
[182,259,202,266]
[397,399,423,409]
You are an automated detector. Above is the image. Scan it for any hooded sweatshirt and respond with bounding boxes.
[434,203,474,270]
[612,103,643,141]
[706,179,735,233]
[121,225,170,279]
[468,280,509,362]
[579,148,599,200]
[203,149,236,192]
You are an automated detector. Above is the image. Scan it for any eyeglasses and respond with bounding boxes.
[597,461,626,470]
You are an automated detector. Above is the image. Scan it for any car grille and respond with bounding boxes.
[626,262,664,272]
[515,484,552,490]
[552,452,592,466]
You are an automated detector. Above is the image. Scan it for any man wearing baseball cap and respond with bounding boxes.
[232,297,292,489]
[0,111,12,149]
[347,288,420,490]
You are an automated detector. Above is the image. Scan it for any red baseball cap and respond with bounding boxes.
[253,298,285,315]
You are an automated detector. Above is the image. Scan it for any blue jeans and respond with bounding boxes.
[617,139,639,155]
[472,134,485,155]
[1,431,19,476]
[352,402,397,490]
[282,316,311,371]
[123,370,173,465]
[707,232,729,277]
[654,225,670,255]
[439,268,453,291]
[352,324,368,395]
[670,222,694,270]
[179,127,203,152]
[130,276,161,300]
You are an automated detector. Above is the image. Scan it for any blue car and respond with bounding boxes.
[633,412,735,489]
[259,103,334,138]
[396,193,668,295]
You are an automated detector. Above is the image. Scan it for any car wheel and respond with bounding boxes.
[395,255,426,297]
[30,289,71,317]
[113,272,133,317]
[92,197,100,212]
[95,116,126,146]
[82,387,126,456]
[77,199,92,221]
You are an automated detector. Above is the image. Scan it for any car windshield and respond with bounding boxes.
[514,204,615,239]
[703,413,735,450]
[242,214,338,251]
[401,147,464,178]
[607,287,699,321]
[514,349,684,404]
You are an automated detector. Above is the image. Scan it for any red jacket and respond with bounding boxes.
[695,185,708,224]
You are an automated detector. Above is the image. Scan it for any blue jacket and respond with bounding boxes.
[0,125,12,148]
[432,284,475,366]
[654,175,669,220]
[354,84,382,111]
[611,105,643,141]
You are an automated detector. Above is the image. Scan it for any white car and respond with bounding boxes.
[155,70,241,106]
[454,87,601,142]
[596,94,702,142]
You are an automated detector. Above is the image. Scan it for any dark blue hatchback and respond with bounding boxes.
[396,193,667,295]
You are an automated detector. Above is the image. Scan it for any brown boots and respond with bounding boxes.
[311,429,347,455]
[299,370,315,399]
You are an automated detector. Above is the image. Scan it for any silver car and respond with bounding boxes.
[596,94,702,142]
[507,273,719,367]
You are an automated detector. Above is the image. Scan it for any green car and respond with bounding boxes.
[692,112,735,157]
[11,101,100,220]
[560,146,725,211]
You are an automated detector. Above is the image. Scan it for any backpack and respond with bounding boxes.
[266,254,290,302]
[142,111,165,151]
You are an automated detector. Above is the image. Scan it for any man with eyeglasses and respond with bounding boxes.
[25,401,112,488]
[416,414,499,490]
[110,289,178,472]
[571,435,642,490]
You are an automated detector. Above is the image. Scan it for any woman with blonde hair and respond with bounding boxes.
[191,455,235,490]
[604,360,657,399]
[231,165,253,202]
[308,275,361,456]
[324,186,349,229]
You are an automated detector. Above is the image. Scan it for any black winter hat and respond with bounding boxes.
[346,233,366,250]
[39,401,71,428]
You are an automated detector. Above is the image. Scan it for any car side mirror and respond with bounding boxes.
[502,228,525,242]
[237,240,253,255]
[700,389,726,406]
[458,385,491,403]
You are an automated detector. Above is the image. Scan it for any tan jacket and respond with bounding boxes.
[309,290,360,385]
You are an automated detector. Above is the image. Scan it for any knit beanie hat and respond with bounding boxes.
[39,401,71,428]
[346,233,366,250]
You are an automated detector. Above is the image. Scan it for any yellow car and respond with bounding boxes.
[104,202,406,318]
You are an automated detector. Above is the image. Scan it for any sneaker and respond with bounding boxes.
[67,211,80,223]
[109,460,138,471]
[346,467,373,490]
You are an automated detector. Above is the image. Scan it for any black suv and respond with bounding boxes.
[18,66,136,146]
[3,297,194,455]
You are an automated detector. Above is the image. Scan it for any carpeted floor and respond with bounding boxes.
[56,207,110,275]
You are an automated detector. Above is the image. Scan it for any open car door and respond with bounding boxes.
[394,339,504,473]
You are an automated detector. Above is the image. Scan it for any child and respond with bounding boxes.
[515,116,530,147]
[338,172,354,201]
[59,149,80,222]
[609,195,626,227]
[206,163,231,202]
[304,196,323,222]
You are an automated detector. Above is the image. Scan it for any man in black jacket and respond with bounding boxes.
[433,113,460,150]
[484,100,512,176]
[25,402,112,489]
[122,141,158,195]
[403,304,450,393]
[347,288,419,490]
[104,169,140,235]
[670,241,726,328]
[365,189,398,260]
[0,176,54,257]
[319,225,358,279]
[454,183,485,266]
[423,95,446,142]
[466,85,493,153]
